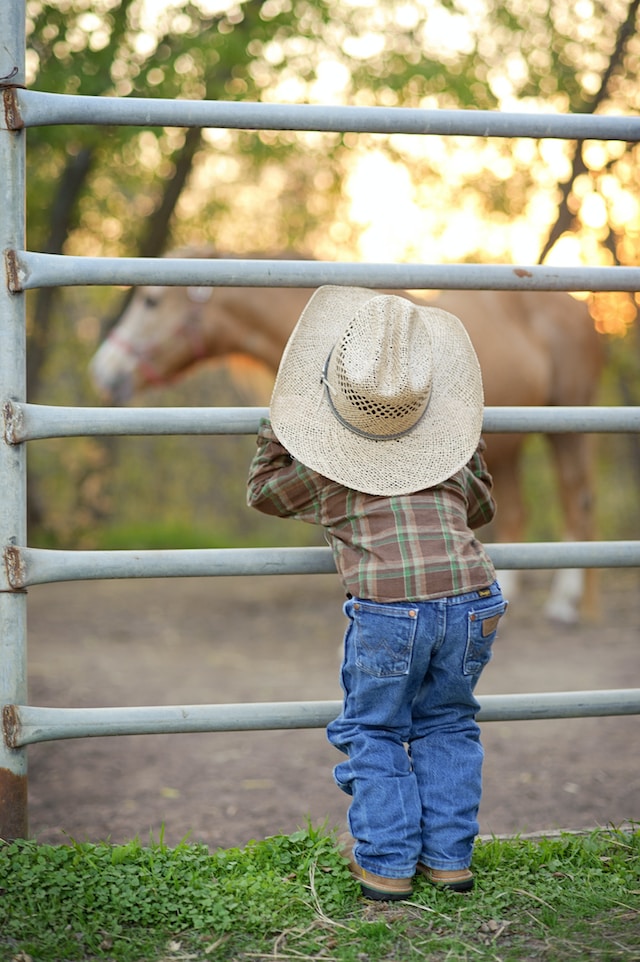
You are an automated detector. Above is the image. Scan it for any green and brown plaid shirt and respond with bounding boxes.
[247,418,497,603]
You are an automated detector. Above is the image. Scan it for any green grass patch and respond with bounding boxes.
[1,825,638,962]
[89,520,249,551]
[83,518,322,551]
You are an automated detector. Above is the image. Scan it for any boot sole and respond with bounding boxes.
[416,864,474,892]
[360,883,412,901]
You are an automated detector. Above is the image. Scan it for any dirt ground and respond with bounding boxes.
[23,566,639,849]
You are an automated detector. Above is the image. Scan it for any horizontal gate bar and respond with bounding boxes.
[2,402,265,441]
[5,689,640,747]
[5,403,640,443]
[5,542,640,589]
[8,251,640,293]
[6,545,335,586]
[11,90,640,141]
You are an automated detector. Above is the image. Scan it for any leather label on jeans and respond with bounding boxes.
[481,615,501,637]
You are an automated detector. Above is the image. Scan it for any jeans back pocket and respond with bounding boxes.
[463,599,508,676]
[352,602,418,677]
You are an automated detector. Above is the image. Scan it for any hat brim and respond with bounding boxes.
[270,286,484,496]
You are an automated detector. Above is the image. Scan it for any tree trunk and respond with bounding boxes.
[538,0,640,264]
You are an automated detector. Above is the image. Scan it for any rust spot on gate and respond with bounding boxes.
[4,249,23,293]
[0,766,28,841]
[2,86,24,131]
[2,705,21,749]
[3,400,24,445]
[3,545,26,590]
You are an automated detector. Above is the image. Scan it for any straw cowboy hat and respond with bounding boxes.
[270,285,484,496]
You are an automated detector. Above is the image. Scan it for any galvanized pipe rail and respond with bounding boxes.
[4,542,640,590]
[5,545,334,587]
[7,250,640,292]
[8,88,640,140]
[4,402,640,442]
[2,0,640,838]
[5,690,640,748]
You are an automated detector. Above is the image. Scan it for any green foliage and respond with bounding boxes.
[24,0,640,259]
[1,825,638,962]
[29,0,481,257]
[0,824,349,961]
[87,516,321,550]
[20,0,640,543]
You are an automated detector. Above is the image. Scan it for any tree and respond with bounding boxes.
[22,0,640,543]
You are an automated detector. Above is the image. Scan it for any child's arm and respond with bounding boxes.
[467,438,492,486]
[246,417,323,521]
[465,439,497,529]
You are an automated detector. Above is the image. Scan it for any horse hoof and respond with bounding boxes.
[544,599,580,625]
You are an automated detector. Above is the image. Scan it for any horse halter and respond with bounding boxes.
[107,300,210,387]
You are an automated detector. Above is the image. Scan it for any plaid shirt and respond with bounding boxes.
[247,418,497,603]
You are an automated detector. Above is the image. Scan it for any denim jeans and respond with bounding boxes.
[327,582,507,878]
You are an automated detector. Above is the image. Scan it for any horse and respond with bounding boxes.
[89,248,605,623]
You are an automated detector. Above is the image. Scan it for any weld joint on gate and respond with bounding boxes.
[3,546,26,590]
[3,400,24,445]
[1,85,25,130]
[2,705,21,749]
[4,249,24,293]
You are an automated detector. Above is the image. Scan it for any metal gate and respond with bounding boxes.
[3,0,640,840]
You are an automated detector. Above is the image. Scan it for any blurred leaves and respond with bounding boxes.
[25,0,640,262]
[20,0,640,544]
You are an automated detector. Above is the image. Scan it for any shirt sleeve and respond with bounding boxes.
[465,439,497,529]
[246,417,324,523]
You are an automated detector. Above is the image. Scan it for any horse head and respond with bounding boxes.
[89,247,308,403]
[90,282,220,403]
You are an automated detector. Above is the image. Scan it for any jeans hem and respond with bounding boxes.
[420,857,472,871]
[356,857,417,879]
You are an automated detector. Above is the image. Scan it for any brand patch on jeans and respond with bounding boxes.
[481,615,501,637]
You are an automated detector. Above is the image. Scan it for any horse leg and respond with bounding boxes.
[544,432,598,624]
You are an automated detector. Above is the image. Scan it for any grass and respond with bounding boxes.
[1,824,639,962]
[87,519,321,551]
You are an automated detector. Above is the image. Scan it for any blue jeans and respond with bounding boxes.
[327,582,507,878]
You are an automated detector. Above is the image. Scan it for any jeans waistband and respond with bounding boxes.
[441,580,502,606]
[346,580,502,607]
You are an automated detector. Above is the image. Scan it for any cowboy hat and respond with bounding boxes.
[270,285,484,496]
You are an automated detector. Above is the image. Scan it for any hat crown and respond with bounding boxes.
[269,286,484,496]
[325,297,433,439]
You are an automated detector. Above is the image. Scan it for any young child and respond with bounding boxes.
[246,286,507,901]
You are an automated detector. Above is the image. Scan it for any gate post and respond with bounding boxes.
[0,0,28,840]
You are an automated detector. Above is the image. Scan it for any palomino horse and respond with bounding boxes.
[89,250,605,623]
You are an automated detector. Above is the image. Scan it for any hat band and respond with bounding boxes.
[321,353,429,442]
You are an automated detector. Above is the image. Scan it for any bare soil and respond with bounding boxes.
[25,568,639,849]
